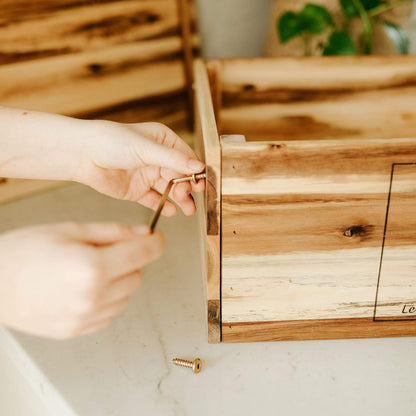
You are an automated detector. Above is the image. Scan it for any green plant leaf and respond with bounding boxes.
[380,19,409,54]
[340,0,385,17]
[299,4,335,33]
[323,31,357,55]
[339,0,360,17]
[361,0,385,11]
[278,11,304,42]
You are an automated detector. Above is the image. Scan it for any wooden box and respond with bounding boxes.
[193,57,416,343]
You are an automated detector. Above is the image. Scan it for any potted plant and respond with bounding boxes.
[265,0,413,56]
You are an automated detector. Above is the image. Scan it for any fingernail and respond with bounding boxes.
[132,225,150,235]
[187,159,204,171]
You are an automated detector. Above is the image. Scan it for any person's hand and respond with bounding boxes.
[75,121,205,217]
[0,222,164,339]
[0,108,205,215]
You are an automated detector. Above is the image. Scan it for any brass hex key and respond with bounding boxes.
[149,172,206,232]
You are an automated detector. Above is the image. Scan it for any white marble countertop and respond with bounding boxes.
[0,184,415,416]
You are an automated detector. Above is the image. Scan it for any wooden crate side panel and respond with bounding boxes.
[214,57,416,141]
[193,59,221,343]
[221,139,416,330]
[222,318,416,343]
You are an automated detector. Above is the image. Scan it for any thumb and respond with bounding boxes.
[139,138,205,174]
[64,222,151,245]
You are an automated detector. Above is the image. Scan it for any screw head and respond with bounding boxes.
[192,358,202,373]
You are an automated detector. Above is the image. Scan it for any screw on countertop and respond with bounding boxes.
[172,357,202,373]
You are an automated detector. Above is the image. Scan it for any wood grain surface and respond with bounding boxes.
[193,59,221,343]
[222,317,416,343]
[0,0,199,117]
[210,57,416,141]
[221,139,416,327]
[194,57,416,342]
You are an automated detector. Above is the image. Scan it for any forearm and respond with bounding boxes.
[0,106,90,181]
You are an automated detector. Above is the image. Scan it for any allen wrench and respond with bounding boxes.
[149,172,206,232]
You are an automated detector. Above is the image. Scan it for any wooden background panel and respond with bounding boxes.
[0,0,195,63]
[209,57,416,141]
[0,0,199,119]
[221,139,416,325]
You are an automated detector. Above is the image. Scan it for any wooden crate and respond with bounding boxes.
[194,57,416,343]
[0,0,198,204]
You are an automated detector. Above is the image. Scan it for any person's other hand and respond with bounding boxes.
[76,121,205,217]
[0,222,164,339]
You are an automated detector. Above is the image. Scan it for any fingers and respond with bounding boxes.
[61,222,146,245]
[89,297,130,323]
[132,122,197,158]
[77,298,130,336]
[148,168,201,216]
[172,185,196,216]
[78,318,113,337]
[132,123,205,175]
[99,230,165,279]
[153,177,196,217]
[102,271,143,304]
[138,189,177,217]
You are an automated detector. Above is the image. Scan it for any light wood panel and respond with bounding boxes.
[209,57,416,141]
[222,317,416,343]
[0,0,199,203]
[221,138,416,337]
[193,59,221,343]
[194,56,416,343]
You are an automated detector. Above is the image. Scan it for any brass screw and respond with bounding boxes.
[172,357,202,373]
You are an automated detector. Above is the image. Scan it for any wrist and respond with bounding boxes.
[0,108,90,182]
[69,119,117,186]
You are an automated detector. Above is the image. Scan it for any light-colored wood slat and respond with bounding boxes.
[0,0,179,61]
[211,57,416,141]
[0,179,68,205]
[222,317,416,343]
[0,37,188,114]
[193,59,221,343]
[221,248,416,323]
[177,0,195,129]
[220,87,416,141]
[217,56,416,94]
[206,61,223,135]
[222,138,416,193]
[222,193,416,256]
[221,138,416,326]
